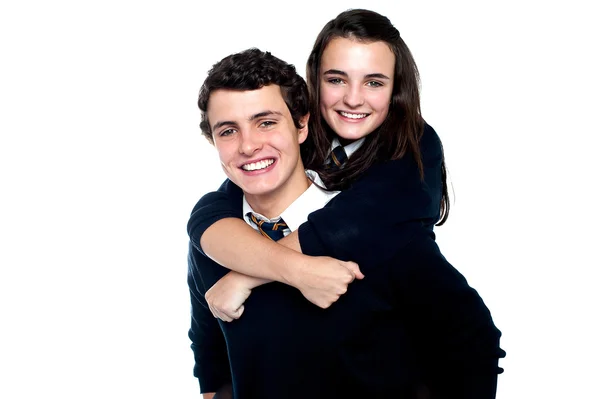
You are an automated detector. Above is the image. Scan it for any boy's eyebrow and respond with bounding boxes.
[212,110,284,131]
[249,110,283,121]
[212,120,236,131]
[323,69,390,80]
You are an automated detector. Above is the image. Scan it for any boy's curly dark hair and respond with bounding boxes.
[198,48,309,143]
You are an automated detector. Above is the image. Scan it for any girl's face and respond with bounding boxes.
[319,37,395,142]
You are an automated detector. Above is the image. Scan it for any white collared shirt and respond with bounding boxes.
[331,137,365,159]
[242,170,339,235]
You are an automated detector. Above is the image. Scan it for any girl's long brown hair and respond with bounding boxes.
[301,9,449,225]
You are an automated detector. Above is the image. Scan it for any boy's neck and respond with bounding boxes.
[245,171,312,220]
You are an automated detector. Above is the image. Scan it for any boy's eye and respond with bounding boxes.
[260,121,276,128]
[219,128,236,137]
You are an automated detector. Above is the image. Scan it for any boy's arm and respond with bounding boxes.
[203,383,233,399]
[187,244,232,393]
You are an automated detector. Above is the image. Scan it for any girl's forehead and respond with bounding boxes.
[320,37,395,75]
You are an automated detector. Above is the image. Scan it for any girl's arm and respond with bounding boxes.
[190,123,443,261]
[188,180,362,308]
[189,124,443,307]
[187,179,243,255]
[201,219,362,309]
[298,123,444,264]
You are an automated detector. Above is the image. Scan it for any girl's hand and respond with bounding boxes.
[290,256,364,308]
[205,272,268,322]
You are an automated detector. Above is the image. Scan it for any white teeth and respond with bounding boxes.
[340,111,368,119]
[242,159,274,171]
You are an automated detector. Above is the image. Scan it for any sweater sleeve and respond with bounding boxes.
[187,243,232,392]
[187,179,244,254]
[298,123,443,265]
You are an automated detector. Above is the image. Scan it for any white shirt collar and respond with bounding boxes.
[331,137,365,159]
[242,170,339,233]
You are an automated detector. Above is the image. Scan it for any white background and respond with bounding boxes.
[1,1,598,398]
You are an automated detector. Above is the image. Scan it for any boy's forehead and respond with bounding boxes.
[207,85,286,120]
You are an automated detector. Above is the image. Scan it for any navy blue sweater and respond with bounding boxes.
[186,124,505,397]
[188,228,505,398]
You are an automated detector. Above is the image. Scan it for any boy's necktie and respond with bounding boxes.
[248,213,288,241]
[327,145,348,170]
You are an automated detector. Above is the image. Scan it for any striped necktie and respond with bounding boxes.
[248,214,288,241]
[327,145,348,170]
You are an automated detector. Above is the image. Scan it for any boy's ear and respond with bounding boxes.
[298,113,310,144]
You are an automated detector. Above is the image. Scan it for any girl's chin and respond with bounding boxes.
[335,130,371,141]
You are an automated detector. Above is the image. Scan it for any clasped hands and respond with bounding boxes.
[205,256,363,322]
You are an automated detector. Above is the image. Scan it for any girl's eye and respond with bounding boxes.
[366,81,383,87]
[327,78,344,85]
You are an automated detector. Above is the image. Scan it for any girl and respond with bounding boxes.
[189,9,504,397]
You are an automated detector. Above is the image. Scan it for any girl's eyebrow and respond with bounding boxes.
[364,73,390,80]
[323,69,390,80]
[323,69,347,76]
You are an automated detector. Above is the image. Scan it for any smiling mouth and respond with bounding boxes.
[241,158,275,171]
[338,111,369,119]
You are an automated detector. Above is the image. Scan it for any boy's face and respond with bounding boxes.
[207,85,309,207]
